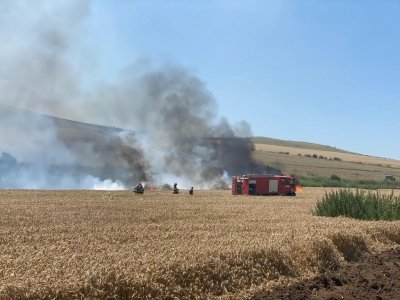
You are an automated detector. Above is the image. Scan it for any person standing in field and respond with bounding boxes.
[173,183,179,194]
[189,187,194,195]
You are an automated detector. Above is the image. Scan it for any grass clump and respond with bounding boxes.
[330,174,341,181]
[313,189,400,221]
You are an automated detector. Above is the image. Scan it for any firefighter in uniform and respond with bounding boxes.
[173,183,179,194]
[134,183,144,194]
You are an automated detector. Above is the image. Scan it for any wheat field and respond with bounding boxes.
[1,188,400,299]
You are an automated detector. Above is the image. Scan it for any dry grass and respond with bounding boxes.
[0,188,400,299]
[254,144,400,166]
[253,144,400,181]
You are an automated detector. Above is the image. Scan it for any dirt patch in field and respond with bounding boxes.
[250,246,400,300]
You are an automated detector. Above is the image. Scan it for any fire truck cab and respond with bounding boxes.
[232,174,297,196]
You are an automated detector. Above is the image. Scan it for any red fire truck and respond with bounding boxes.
[232,174,298,196]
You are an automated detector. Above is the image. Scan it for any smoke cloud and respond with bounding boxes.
[0,1,270,190]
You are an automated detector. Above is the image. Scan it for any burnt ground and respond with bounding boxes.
[250,246,400,300]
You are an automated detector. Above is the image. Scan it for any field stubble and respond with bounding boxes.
[0,188,399,299]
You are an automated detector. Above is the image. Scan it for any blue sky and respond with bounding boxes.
[83,1,399,160]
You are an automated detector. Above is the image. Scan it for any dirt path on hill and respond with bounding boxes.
[250,246,400,300]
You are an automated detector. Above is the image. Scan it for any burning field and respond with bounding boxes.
[1,3,400,299]
[1,188,399,299]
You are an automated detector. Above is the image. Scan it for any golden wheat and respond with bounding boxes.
[0,188,399,299]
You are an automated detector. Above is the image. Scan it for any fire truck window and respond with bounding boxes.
[286,178,291,185]
[280,178,285,185]
[249,183,256,195]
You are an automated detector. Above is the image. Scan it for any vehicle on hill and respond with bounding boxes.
[232,174,300,196]
[385,175,396,181]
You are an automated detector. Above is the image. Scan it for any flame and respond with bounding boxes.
[144,182,157,191]
[295,185,303,192]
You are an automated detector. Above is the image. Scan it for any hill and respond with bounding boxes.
[251,136,355,154]
[251,142,400,184]
[0,103,127,144]
[2,103,400,185]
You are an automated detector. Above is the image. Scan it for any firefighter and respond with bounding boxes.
[134,182,144,194]
[173,183,179,194]
[189,187,194,195]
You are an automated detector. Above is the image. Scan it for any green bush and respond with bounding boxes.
[333,157,342,161]
[313,189,400,221]
[330,174,341,181]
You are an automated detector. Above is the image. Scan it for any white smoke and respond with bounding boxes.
[92,178,126,191]
[0,1,263,190]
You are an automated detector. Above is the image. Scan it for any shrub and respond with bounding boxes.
[0,152,17,166]
[0,152,18,175]
[313,189,400,221]
[304,154,311,157]
[330,175,341,181]
[333,157,342,161]
[312,154,318,158]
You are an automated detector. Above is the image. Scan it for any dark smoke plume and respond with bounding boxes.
[0,1,270,189]
[87,65,267,188]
